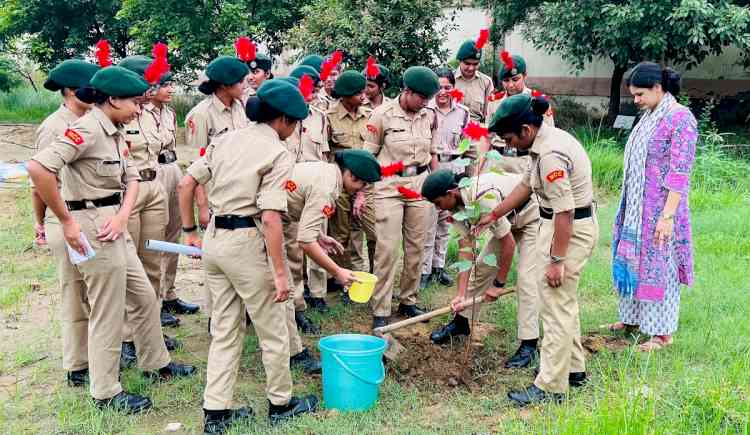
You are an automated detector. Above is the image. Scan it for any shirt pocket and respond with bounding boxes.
[384,128,411,148]
[96,160,123,178]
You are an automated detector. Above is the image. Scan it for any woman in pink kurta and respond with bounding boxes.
[610,62,697,352]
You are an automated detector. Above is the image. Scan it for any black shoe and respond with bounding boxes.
[532,368,588,388]
[203,407,254,435]
[419,273,432,289]
[162,298,200,315]
[120,341,137,369]
[507,384,564,407]
[95,391,152,414]
[66,368,89,387]
[327,278,343,293]
[432,267,454,286]
[161,309,180,328]
[164,334,182,351]
[295,311,320,335]
[430,314,470,344]
[397,303,427,322]
[505,341,538,369]
[290,348,322,374]
[372,316,388,330]
[308,297,329,313]
[340,291,352,305]
[268,395,318,426]
[143,361,197,382]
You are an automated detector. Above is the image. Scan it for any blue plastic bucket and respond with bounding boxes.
[318,334,387,411]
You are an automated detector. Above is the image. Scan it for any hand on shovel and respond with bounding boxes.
[450,295,467,313]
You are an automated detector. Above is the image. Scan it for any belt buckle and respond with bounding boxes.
[403,166,417,177]
[84,200,96,209]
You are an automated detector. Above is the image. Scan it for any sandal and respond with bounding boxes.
[637,335,673,352]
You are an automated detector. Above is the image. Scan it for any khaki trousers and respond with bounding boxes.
[124,179,167,342]
[466,222,540,340]
[45,212,90,371]
[370,194,431,317]
[534,215,598,394]
[73,205,170,399]
[284,220,326,311]
[421,207,451,274]
[306,258,327,299]
[328,192,353,269]
[202,225,293,408]
[350,189,377,272]
[157,162,183,300]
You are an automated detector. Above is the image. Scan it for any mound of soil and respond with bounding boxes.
[581,333,632,355]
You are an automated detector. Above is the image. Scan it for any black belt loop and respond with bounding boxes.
[214,215,257,230]
[539,205,593,220]
[66,193,121,211]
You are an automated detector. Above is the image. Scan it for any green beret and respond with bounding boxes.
[333,71,366,97]
[257,79,309,120]
[89,66,149,98]
[456,40,481,61]
[402,66,440,98]
[290,65,320,84]
[44,60,99,91]
[119,55,173,84]
[488,93,533,133]
[421,169,457,201]
[499,55,527,80]
[339,149,381,183]
[300,54,324,73]
[205,56,250,86]
[363,64,390,86]
[247,53,272,72]
[278,76,300,87]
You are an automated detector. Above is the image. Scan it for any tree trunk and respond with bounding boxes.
[607,63,628,124]
[24,73,38,92]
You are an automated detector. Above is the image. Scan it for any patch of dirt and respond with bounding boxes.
[0,124,37,163]
[581,333,632,355]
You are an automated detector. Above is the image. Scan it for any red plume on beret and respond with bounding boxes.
[475,29,489,50]
[95,40,112,67]
[500,50,514,72]
[331,50,343,66]
[463,121,489,141]
[144,43,171,85]
[366,56,380,79]
[320,49,344,81]
[299,74,314,101]
[234,36,256,62]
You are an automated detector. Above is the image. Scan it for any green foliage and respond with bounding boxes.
[0,86,60,123]
[0,57,21,91]
[288,0,453,90]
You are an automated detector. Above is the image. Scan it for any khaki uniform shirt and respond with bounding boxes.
[312,88,334,111]
[285,105,330,162]
[521,124,593,213]
[486,87,555,149]
[123,103,176,171]
[184,94,248,155]
[32,104,81,188]
[241,86,256,107]
[326,101,371,152]
[285,161,342,243]
[454,69,493,123]
[187,123,292,217]
[32,106,140,201]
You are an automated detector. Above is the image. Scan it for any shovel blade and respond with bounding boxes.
[381,333,406,362]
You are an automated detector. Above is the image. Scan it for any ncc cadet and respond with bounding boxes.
[185,55,250,321]
[299,54,330,111]
[484,52,555,175]
[27,65,195,414]
[362,61,391,109]
[476,93,598,405]
[241,52,273,104]
[363,66,440,329]
[454,31,494,124]
[31,59,98,387]
[422,169,543,369]
[177,80,318,433]
[285,66,330,163]
[325,71,378,281]
[420,68,468,289]
[282,150,381,336]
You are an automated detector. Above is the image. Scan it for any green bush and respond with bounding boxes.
[0,87,60,123]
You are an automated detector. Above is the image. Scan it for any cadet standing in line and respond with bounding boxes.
[363,66,440,329]
[484,51,555,175]
[31,59,99,387]
[27,65,195,414]
[476,94,598,405]
[420,68,469,289]
[178,80,318,434]
[241,53,273,104]
[362,59,391,110]
[422,169,543,369]
[184,55,250,322]
[454,30,494,124]
[299,54,330,111]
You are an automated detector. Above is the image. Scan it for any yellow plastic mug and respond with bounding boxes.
[348,272,378,303]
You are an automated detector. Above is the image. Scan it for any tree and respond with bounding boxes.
[484,0,750,121]
[288,0,454,88]
[0,57,22,92]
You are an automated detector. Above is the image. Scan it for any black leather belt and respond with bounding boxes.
[139,168,157,181]
[214,215,256,230]
[514,197,531,215]
[158,150,177,164]
[516,149,529,157]
[399,165,429,177]
[66,193,121,211]
[539,205,593,220]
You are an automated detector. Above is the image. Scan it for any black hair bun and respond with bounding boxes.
[198,80,220,95]
[531,97,550,116]
[75,87,99,104]
[661,67,682,96]
[245,96,262,121]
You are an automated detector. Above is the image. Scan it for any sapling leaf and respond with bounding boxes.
[482,254,497,267]
[486,149,502,161]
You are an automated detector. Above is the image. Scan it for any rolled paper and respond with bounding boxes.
[145,239,202,257]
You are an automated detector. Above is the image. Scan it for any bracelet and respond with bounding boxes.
[182,225,198,233]
[550,255,565,264]
[493,279,506,288]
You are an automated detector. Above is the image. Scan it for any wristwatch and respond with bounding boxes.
[182,225,198,233]
[493,279,506,288]
[550,255,565,264]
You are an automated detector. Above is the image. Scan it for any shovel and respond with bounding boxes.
[374,288,515,362]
